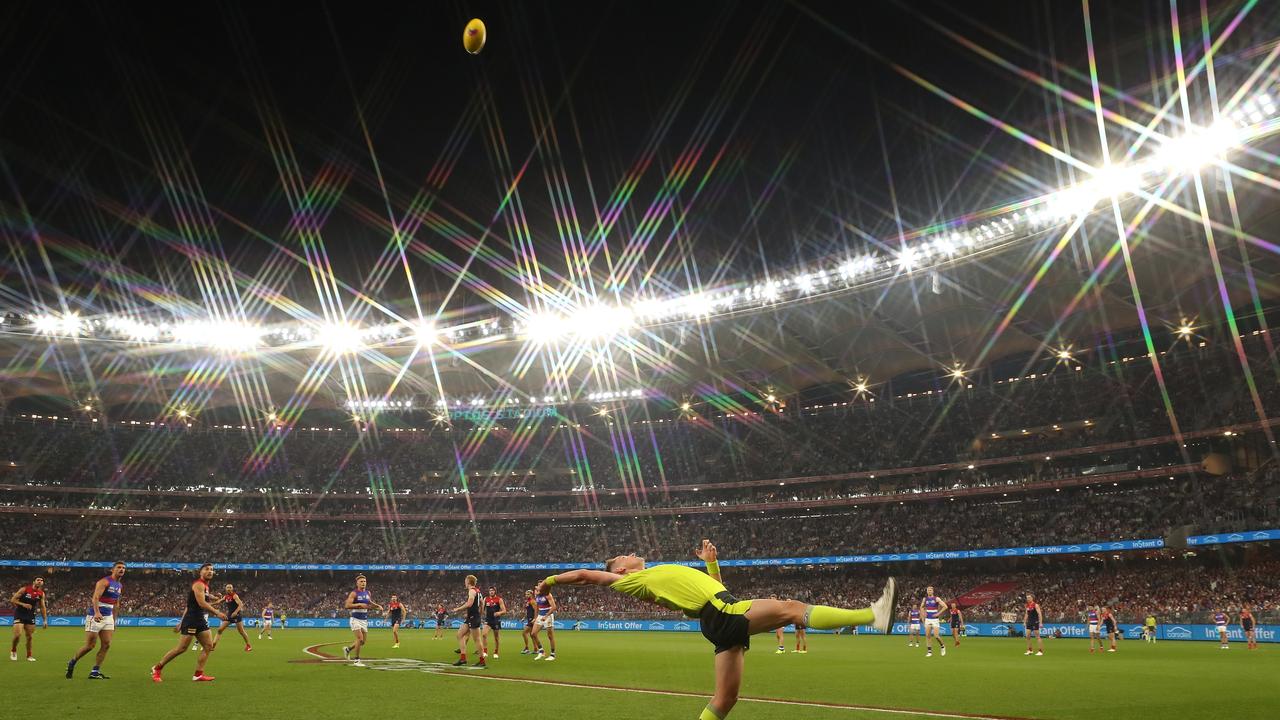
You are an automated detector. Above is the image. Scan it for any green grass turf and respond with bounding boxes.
[2,628,1274,719]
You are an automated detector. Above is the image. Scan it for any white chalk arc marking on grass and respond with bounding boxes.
[300,642,1022,719]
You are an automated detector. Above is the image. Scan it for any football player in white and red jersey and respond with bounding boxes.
[9,577,47,661]
[67,562,125,680]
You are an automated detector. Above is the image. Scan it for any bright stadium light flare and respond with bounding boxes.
[173,321,262,350]
[1153,119,1240,172]
[32,313,82,336]
[414,321,437,346]
[315,323,365,354]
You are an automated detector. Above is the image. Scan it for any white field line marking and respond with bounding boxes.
[302,642,1019,719]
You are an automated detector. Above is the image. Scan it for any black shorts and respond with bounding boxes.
[950,621,962,630]
[1025,621,1040,632]
[13,613,37,626]
[389,613,403,626]
[226,614,243,625]
[435,618,446,627]
[486,620,501,631]
[463,616,481,630]
[179,613,210,636]
[1103,620,1116,634]
[698,602,750,654]
[1243,621,1254,631]
[794,623,806,631]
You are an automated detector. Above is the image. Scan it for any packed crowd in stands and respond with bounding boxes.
[0,470,1275,564]
[5,556,1277,625]
[4,469,1278,563]
[1,337,1276,501]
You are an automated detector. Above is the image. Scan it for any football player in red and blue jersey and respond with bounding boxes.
[214,583,252,653]
[481,586,507,658]
[67,561,125,680]
[151,563,228,683]
[9,577,47,661]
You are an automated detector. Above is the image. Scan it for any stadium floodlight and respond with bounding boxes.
[521,312,569,344]
[682,293,715,318]
[573,304,635,338]
[32,312,82,336]
[896,247,919,272]
[1177,324,1194,337]
[680,401,692,412]
[106,316,159,341]
[173,321,262,350]
[1057,349,1073,360]
[414,321,437,346]
[1152,119,1240,172]
[315,322,365,355]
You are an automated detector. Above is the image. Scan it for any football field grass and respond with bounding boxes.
[2,628,1274,719]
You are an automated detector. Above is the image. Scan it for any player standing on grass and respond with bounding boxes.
[949,604,964,647]
[150,563,227,683]
[1213,608,1231,649]
[521,590,537,654]
[920,587,948,657]
[67,561,125,680]
[907,606,921,647]
[213,583,252,652]
[1087,606,1102,653]
[452,575,487,667]
[771,596,785,653]
[530,584,558,661]
[1144,612,1157,643]
[434,602,448,639]
[259,601,274,640]
[386,594,407,649]
[482,586,507,658]
[343,575,382,667]
[1240,604,1257,650]
[1023,593,1044,656]
[535,540,897,720]
[9,577,47,661]
[793,618,808,654]
[1099,606,1118,652]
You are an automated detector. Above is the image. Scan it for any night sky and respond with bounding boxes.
[3,1,1268,310]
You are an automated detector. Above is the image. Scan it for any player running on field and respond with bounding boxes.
[1213,608,1231,649]
[949,604,964,647]
[1240,604,1257,650]
[906,606,921,647]
[151,563,228,683]
[386,594,408,649]
[214,583,252,652]
[520,591,537,654]
[434,603,448,639]
[530,583,558,661]
[482,586,507,658]
[920,587,949,657]
[67,561,126,680]
[1023,593,1045,656]
[9,577,47,662]
[535,540,897,720]
[452,574,487,667]
[259,601,274,640]
[343,575,383,667]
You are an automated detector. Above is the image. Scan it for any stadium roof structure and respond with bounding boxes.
[1,1,1279,419]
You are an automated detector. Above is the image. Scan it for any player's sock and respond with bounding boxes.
[699,704,725,720]
[804,605,873,630]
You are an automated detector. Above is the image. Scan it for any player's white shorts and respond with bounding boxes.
[924,618,941,630]
[350,618,368,632]
[1088,624,1099,634]
[908,623,920,632]
[535,613,555,629]
[262,620,273,629]
[84,614,115,633]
